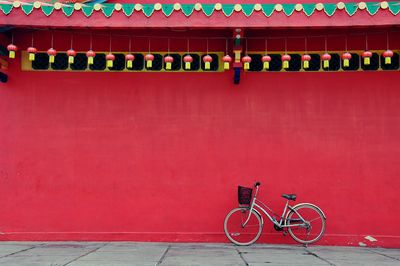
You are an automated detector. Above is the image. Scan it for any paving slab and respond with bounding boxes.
[238,245,331,265]
[307,245,400,266]
[161,244,243,266]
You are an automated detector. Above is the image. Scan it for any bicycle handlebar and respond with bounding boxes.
[254,181,261,187]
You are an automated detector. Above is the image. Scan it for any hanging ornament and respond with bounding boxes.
[183,39,193,70]
[322,53,331,69]
[383,50,393,65]
[7,34,17,59]
[86,33,96,65]
[126,36,135,69]
[7,44,17,59]
[86,50,96,65]
[322,36,331,69]
[183,55,193,70]
[203,55,213,70]
[242,38,252,70]
[262,39,271,70]
[47,32,57,63]
[242,55,252,70]
[67,49,76,64]
[106,53,115,68]
[301,54,311,69]
[223,55,232,70]
[27,33,37,61]
[125,54,135,68]
[164,38,174,70]
[145,53,154,68]
[383,32,393,65]
[66,34,76,64]
[202,39,213,70]
[262,55,272,70]
[164,55,174,70]
[47,48,57,63]
[362,34,372,65]
[281,54,291,69]
[106,34,115,68]
[362,51,372,65]
[222,38,232,70]
[341,36,351,68]
[301,37,311,69]
[341,52,352,67]
[282,38,290,69]
[145,38,154,68]
[27,47,37,61]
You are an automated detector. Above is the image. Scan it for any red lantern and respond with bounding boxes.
[203,55,213,70]
[164,55,174,70]
[86,50,96,65]
[106,53,115,68]
[47,48,57,63]
[262,55,272,70]
[67,49,76,64]
[183,55,193,70]
[362,51,372,65]
[145,53,154,68]
[27,46,37,61]
[7,44,18,59]
[125,53,135,68]
[321,53,331,69]
[301,54,311,69]
[222,55,232,70]
[281,54,291,69]
[383,50,393,65]
[341,52,352,67]
[242,55,252,70]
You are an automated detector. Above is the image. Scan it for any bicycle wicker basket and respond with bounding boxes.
[238,186,253,205]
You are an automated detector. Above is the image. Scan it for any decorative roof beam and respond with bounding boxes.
[0,2,399,28]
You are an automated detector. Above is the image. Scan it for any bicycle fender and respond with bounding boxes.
[288,203,327,220]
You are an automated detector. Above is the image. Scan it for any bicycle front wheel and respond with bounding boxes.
[224,207,263,246]
[287,204,326,245]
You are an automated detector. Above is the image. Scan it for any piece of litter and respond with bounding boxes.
[365,236,377,242]
[358,242,367,247]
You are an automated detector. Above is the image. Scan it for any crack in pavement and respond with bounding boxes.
[156,245,171,265]
[0,243,44,259]
[235,247,249,266]
[304,248,336,266]
[62,243,108,266]
[367,249,400,261]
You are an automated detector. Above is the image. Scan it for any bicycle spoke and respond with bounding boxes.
[308,216,322,223]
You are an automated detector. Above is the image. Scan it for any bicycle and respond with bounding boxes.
[224,182,326,246]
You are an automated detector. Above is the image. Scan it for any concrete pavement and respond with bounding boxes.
[0,242,398,266]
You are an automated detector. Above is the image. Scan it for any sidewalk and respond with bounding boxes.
[0,242,399,266]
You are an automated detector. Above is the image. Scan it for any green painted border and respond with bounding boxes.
[0,2,398,18]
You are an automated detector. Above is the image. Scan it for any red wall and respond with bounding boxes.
[1,55,400,247]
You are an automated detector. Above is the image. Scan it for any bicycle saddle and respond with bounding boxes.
[282,194,297,201]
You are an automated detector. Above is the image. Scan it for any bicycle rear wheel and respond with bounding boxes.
[224,207,263,246]
[286,204,326,244]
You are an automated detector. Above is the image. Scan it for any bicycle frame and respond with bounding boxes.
[243,185,307,228]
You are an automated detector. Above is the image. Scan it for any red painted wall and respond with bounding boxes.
[1,41,400,248]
